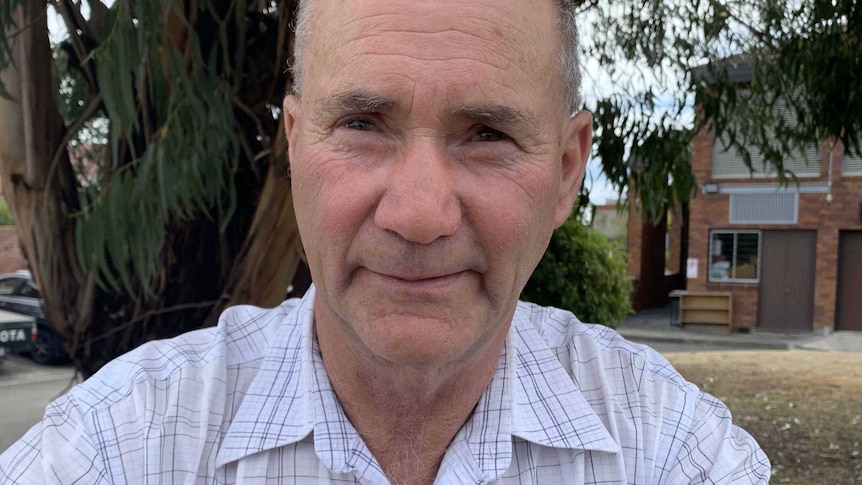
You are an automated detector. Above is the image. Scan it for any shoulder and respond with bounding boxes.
[0,299,307,483]
[70,298,303,412]
[515,300,689,390]
[514,301,770,482]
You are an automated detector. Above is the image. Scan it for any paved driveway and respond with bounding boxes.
[635,341,750,354]
[0,355,76,452]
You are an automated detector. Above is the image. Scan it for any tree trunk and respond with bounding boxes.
[216,136,305,319]
[0,2,92,365]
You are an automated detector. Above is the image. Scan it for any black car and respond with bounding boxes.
[0,270,69,364]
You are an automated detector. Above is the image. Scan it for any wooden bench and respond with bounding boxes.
[676,291,733,331]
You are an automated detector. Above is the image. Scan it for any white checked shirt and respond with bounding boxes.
[0,286,769,484]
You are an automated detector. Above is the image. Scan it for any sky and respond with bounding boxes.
[577,7,700,207]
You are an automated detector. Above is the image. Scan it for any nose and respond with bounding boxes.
[373,142,462,244]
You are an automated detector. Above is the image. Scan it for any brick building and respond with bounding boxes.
[686,117,862,333]
[0,227,26,274]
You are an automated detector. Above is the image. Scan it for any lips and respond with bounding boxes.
[361,268,473,291]
[378,270,466,282]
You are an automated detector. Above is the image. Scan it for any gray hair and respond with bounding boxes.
[290,0,583,113]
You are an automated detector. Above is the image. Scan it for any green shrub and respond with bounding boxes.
[522,218,633,328]
[0,198,14,226]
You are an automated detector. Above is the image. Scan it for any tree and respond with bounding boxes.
[582,0,861,221]
[0,0,302,377]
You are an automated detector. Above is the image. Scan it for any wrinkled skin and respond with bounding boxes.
[284,0,592,377]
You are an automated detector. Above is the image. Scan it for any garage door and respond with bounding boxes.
[836,231,862,331]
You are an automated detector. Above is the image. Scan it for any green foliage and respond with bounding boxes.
[581,0,862,220]
[522,218,633,328]
[703,0,862,177]
[0,197,15,226]
[0,0,293,302]
[72,0,241,298]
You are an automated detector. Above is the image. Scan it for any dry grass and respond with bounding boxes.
[665,350,862,484]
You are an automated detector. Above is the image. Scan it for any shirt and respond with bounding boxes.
[0,285,770,484]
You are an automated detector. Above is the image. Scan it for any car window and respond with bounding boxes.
[0,278,22,296]
[17,281,40,299]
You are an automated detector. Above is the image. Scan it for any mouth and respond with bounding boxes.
[366,269,471,291]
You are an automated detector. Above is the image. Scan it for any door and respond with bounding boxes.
[758,231,816,331]
[836,231,862,331]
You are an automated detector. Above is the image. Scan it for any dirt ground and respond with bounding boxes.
[666,350,862,484]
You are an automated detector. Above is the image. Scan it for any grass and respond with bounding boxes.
[666,350,862,484]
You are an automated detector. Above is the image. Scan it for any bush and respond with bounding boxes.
[0,197,14,226]
[522,218,633,328]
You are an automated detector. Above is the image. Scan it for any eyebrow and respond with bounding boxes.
[317,90,400,118]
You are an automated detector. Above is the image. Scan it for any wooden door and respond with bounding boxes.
[758,231,816,331]
[836,232,862,331]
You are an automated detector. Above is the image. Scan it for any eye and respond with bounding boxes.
[473,126,509,142]
[344,118,376,131]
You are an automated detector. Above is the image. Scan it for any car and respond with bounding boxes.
[0,270,69,364]
[0,309,35,365]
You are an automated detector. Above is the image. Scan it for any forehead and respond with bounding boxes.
[302,0,563,111]
[309,0,558,44]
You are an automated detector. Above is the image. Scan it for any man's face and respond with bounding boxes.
[285,0,591,368]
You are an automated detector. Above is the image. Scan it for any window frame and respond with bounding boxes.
[15,280,40,299]
[708,230,762,284]
[0,277,23,296]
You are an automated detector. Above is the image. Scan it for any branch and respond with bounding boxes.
[63,0,98,42]
[233,2,247,91]
[84,0,109,41]
[232,98,267,148]
[723,7,779,51]
[49,0,98,90]
[269,0,294,101]
[2,8,48,45]
[86,300,222,346]
[43,94,103,205]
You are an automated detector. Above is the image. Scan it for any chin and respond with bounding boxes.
[357,313,476,368]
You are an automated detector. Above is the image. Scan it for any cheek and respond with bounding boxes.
[292,149,381,264]
[466,169,558,278]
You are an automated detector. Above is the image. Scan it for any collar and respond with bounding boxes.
[215,286,318,467]
[216,288,619,474]
[508,303,619,454]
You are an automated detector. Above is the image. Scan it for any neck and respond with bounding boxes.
[316,316,508,485]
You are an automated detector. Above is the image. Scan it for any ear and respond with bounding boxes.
[283,95,300,164]
[553,110,593,228]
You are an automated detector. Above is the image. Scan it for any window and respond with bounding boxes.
[711,90,821,179]
[0,278,21,296]
[709,231,760,282]
[16,281,40,299]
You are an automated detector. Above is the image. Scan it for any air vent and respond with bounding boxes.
[729,192,798,224]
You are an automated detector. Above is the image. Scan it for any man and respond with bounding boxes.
[0,0,769,483]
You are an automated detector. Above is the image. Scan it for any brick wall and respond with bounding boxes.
[0,226,26,274]
[688,128,862,332]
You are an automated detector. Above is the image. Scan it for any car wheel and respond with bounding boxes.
[31,325,56,365]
